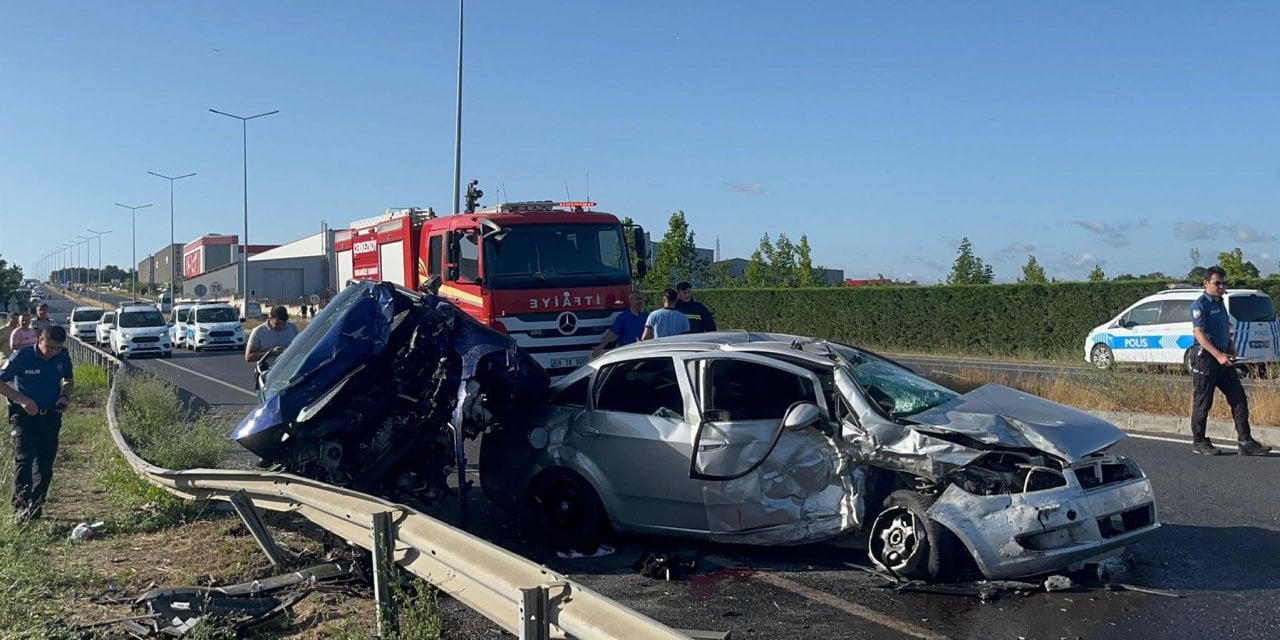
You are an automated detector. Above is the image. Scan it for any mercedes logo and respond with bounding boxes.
[556,311,579,336]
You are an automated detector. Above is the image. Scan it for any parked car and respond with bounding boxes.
[170,304,195,349]
[1085,287,1279,377]
[110,305,172,359]
[95,311,117,346]
[481,333,1160,581]
[185,303,246,351]
[68,306,105,342]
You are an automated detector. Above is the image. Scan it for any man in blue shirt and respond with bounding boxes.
[591,291,648,359]
[1188,266,1270,456]
[0,325,75,520]
[642,288,691,340]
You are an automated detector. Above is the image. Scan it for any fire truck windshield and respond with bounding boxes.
[483,223,631,290]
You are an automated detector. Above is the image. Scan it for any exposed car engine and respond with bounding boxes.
[233,280,549,510]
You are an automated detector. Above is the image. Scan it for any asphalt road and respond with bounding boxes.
[43,289,1280,639]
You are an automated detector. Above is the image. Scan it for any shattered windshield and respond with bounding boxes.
[834,345,958,418]
[483,223,630,290]
[261,284,369,398]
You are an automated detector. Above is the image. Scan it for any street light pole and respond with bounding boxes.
[452,0,465,216]
[148,171,196,298]
[76,236,92,288]
[87,229,114,303]
[115,202,153,303]
[209,108,278,306]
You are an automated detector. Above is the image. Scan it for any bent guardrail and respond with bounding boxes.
[81,336,690,639]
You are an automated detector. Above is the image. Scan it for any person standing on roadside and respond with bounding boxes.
[0,326,75,521]
[0,314,18,358]
[246,305,300,366]
[30,303,53,332]
[9,314,38,353]
[674,281,717,333]
[1188,266,1272,456]
[591,291,648,359]
[641,288,691,340]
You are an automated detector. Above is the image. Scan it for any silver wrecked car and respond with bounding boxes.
[481,332,1159,581]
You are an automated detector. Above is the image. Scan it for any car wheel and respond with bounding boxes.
[868,490,957,582]
[1183,347,1198,375]
[530,470,607,554]
[1090,344,1113,370]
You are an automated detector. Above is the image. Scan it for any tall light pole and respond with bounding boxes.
[451,0,466,216]
[209,108,278,304]
[115,202,153,302]
[148,171,196,297]
[77,235,94,289]
[87,229,114,303]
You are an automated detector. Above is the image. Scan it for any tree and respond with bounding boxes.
[745,234,778,287]
[796,235,818,287]
[641,210,705,289]
[946,237,994,285]
[1217,247,1260,280]
[1187,265,1209,282]
[1088,264,1106,282]
[1018,255,1047,283]
[0,255,23,308]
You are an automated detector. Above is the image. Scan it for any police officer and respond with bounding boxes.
[0,325,75,520]
[1188,266,1271,456]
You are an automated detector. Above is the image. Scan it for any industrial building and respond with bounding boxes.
[180,229,335,304]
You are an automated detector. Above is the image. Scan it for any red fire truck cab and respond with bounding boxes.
[335,201,647,378]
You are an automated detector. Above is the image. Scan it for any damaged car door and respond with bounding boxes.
[683,353,860,544]
[572,356,706,533]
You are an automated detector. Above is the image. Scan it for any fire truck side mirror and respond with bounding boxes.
[445,231,460,281]
[632,227,648,260]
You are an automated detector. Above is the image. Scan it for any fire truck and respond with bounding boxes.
[335,194,647,378]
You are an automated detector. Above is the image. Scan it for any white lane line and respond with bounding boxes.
[1126,432,1240,450]
[704,555,949,640]
[152,359,257,399]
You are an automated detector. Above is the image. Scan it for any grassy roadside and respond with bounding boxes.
[0,367,439,639]
[934,365,1280,426]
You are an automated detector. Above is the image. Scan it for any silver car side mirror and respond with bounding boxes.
[782,401,822,432]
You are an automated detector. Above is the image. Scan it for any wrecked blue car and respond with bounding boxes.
[233,280,549,507]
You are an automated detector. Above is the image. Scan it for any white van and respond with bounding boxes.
[1085,287,1280,375]
[110,305,173,359]
[95,311,116,346]
[158,293,173,314]
[186,303,246,352]
[69,306,105,342]
[170,304,195,349]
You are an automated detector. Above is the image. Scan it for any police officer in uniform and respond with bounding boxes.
[0,325,75,519]
[1188,266,1271,456]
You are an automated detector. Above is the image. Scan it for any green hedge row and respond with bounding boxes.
[651,278,1280,359]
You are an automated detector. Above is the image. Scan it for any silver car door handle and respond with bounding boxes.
[579,426,601,437]
[699,440,727,452]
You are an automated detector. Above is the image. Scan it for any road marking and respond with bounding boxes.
[1126,432,1239,450]
[152,359,257,399]
[704,555,949,640]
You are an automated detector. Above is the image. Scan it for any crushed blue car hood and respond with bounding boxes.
[233,281,522,443]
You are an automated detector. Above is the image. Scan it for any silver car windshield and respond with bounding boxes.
[834,345,957,418]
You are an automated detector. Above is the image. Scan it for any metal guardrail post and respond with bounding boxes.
[229,489,289,566]
[372,510,399,637]
[520,582,561,640]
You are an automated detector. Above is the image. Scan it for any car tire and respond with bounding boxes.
[868,490,958,582]
[530,470,607,555]
[1090,343,1113,371]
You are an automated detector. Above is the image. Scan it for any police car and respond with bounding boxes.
[1085,287,1280,376]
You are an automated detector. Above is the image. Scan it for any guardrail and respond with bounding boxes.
[72,337,693,639]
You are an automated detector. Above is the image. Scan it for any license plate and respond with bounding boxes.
[1249,340,1269,349]
[549,356,588,369]
[212,338,231,343]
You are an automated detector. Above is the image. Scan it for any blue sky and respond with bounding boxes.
[3,1,1280,283]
